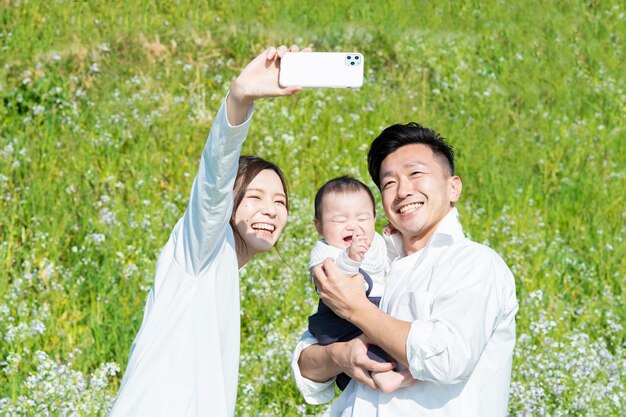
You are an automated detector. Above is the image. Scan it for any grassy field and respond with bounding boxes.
[1,0,625,415]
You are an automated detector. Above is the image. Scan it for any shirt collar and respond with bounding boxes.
[428,207,465,247]
[390,207,465,261]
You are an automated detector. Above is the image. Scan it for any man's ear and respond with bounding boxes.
[313,218,323,236]
[449,176,462,203]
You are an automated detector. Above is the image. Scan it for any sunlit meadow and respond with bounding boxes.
[1,1,624,416]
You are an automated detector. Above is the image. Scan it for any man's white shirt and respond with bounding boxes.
[291,208,519,417]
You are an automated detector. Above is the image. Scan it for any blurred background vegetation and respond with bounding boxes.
[0,0,624,415]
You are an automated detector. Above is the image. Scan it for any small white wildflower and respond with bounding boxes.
[1,352,21,375]
[99,207,115,225]
[32,105,45,115]
[89,233,105,244]
[30,320,46,335]
[1,143,14,158]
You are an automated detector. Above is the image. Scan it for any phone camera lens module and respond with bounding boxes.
[347,55,352,59]
[355,56,359,60]
[351,62,355,65]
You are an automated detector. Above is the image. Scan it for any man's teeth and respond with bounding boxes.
[252,223,275,232]
[399,202,423,213]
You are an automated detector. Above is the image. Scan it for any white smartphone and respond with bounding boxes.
[279,52,364,88]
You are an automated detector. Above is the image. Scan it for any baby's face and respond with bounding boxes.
[315,190,376,249]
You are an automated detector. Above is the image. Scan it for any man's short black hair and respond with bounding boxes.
[367,122,455,189]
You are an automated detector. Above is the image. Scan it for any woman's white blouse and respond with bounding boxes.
[110,99,253,417]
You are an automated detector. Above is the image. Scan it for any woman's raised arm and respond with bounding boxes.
[177,45,306,276]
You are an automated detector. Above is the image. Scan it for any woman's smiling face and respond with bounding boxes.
[233,169,288,259]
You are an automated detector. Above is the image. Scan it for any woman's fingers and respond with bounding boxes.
[276,45,289,58]
[265,46,277,60]
[266,43,309,61]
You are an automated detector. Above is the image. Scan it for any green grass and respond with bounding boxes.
[1,0,625,415]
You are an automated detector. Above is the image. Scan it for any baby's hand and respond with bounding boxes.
[382,223,398,236]
[347,228,370,262]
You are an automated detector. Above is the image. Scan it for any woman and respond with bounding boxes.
[111,45,306,417]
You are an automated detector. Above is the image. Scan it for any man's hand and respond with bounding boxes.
[312,258,375,322]
[328,335,395,390]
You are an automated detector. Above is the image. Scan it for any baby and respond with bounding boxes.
[307,176,414,393]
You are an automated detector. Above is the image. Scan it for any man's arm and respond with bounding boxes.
[298,344,341,382]
[298,334,395,390]
[313,259,412,368]
[314,250,517,386]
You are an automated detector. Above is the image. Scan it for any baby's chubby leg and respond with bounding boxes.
[371,369,415,394]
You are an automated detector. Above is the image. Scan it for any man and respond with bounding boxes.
[291,123,519,416]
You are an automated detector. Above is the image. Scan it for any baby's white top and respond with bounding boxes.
[308,232,389,298]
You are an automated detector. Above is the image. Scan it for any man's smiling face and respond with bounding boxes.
[379,143,461,253]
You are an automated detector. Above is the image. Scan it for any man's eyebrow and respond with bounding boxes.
[380,161,428,178]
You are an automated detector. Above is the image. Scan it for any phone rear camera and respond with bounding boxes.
[351,62,355,65]
[355,56,359,60]
[347,55,352,59]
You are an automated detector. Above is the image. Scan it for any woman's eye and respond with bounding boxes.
[275,200,286,206]
[383,181,395,190]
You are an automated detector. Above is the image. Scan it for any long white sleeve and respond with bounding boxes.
[111,96,254,417]
[404,246,518,386]
[290,330,337,405]
[176,98,253,276]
